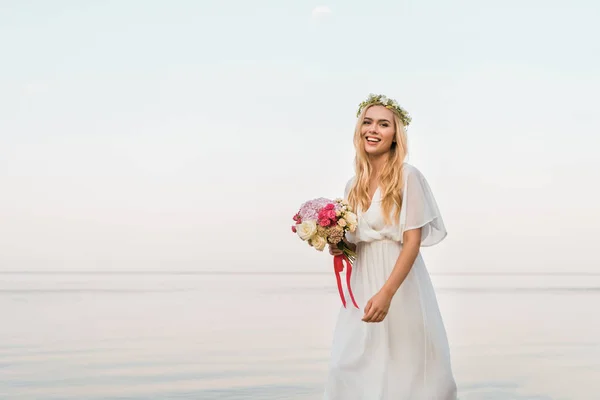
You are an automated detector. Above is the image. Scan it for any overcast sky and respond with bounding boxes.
[1,0,599,273]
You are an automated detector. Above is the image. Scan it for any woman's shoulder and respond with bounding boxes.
[401,162,424,178]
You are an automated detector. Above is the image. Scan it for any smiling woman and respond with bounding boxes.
[364,109,392,146]
[322,94,457,400]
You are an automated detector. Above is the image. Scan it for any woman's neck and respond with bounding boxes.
[369,154,387,179]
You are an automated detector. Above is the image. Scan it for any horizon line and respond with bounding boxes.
[0,270,599,276]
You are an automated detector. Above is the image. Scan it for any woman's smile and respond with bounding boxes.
[365,136,382,146]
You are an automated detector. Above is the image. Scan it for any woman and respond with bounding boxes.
[323,94,457,399]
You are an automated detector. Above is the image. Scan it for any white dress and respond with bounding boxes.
[323,163,457,400]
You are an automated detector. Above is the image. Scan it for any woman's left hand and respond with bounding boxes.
[361,289,393,323]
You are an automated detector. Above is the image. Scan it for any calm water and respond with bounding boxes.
[1,271,599,399]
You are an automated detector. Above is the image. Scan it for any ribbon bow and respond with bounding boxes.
[333,254,359,309]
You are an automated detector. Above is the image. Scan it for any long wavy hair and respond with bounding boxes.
[347,105,408,226]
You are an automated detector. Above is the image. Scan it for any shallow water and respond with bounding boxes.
[1,271,599,399]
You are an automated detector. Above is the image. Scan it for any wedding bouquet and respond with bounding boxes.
[292,197,357,259]
[291,197,360,308]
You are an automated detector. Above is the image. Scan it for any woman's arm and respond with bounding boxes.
[381,228,422,296]
[362,227,422,323]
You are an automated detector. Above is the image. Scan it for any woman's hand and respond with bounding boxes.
[362,289,393,323]
[328,243,344,256]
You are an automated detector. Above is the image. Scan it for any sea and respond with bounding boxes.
[1,271,599,400]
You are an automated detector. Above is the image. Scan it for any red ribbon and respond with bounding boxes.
[333,254,359,309]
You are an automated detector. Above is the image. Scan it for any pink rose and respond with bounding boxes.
[324,203,335,210]
[327,210,336,219]
[291,225,297,233]
[319,218,330,227]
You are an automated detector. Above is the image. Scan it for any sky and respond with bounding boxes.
[1,0,599,273]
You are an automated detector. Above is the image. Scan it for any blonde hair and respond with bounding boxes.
[347,105,408,226]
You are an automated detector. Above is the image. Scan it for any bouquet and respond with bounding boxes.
[291,197,360,308]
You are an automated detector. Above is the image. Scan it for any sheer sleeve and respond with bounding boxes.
[398,165,447,247]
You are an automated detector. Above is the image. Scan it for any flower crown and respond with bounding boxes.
[356,93,412,127]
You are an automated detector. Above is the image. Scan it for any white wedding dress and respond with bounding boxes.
[323,163,457,400]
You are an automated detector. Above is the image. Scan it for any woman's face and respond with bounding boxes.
[361,105,396,156]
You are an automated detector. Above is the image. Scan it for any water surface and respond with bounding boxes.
[1,271,598,399]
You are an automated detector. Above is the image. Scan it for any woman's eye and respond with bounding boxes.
[381,123,389,127]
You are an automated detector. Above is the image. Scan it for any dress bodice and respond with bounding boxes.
[343,163,447,247]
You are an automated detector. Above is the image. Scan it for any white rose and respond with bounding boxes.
[347,223,357,232]
[337,218,347,227]
[345,212,357,226]
[297,220,317,241]
[311,234,327,251]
